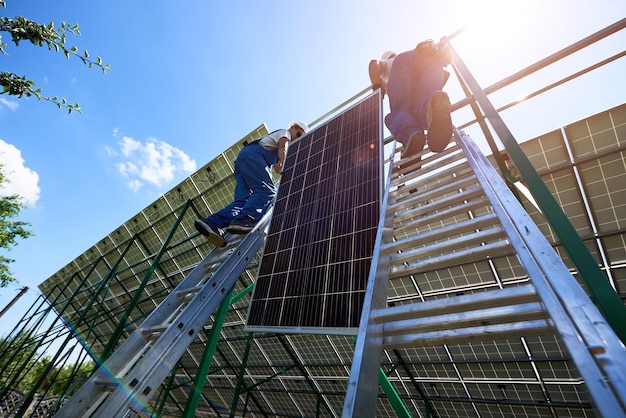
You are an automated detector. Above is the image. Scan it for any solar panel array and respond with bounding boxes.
[491,103,626,294]
[29,102,626,417]
[247,92,383,332]
[37,124,270,355]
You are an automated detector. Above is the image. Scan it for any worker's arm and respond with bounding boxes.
[273,135,289,174]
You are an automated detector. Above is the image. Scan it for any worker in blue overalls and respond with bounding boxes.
[194,121,309,247]
[382,39,453,162]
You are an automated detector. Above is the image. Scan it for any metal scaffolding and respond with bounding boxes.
[1,18,625,418]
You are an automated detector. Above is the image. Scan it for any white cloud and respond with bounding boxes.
[109,134,197,191]
[128,179,143,192]
[0,139,41,207]
[0,97,19,111]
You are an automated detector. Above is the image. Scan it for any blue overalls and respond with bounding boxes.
[384,48,446,144]
[203,139,278,230]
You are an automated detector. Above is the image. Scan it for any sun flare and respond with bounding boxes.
[448,0,534,56]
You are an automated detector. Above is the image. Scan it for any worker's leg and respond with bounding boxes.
[230,146,276,227]
[198,159,252,230]
[386,71,422,145]
[411,66,452,152]
[410,65,445,129]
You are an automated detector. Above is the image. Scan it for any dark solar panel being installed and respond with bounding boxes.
[246,92,383,332]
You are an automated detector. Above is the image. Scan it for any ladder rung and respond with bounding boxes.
[141,325,169,340]
[389,239,512,279]
[204,255,231,268]
[393,153,466,190]
[390,178,482,219]
[384,213,501,256]
[391,153,468,194]
[381,302,546,337]
[93,376,118,391]
[392,143,462,181]
[392,170,476,208]
[381,319,553,349]
[391,195,490,237]
[373,284,539,323]
[176,285,203,299]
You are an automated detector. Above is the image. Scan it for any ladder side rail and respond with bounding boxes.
[448,42,626,344]
[458,128,626,366]
[342,140,398,418]
[54,236,244,414]
[457,129,626,415]
[93,213,270,418]
[55,212,270,418]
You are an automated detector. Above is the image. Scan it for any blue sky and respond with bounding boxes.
[0,0,624,336]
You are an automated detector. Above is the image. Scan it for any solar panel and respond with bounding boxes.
[246,92,383,333]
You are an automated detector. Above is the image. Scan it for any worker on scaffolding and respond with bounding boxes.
[194,121,309,247]
[371,40,453,161]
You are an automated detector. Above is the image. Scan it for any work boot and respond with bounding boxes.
[398,131,425,174]
[426,91,452,152]
[227,219,256,234]
[368,59,382,93]
[400,131,426,161]
[194,219,226,247]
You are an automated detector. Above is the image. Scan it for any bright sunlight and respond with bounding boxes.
[447,0,535,57]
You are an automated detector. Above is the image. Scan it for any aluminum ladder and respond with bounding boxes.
[343,130,626,417]
[55,211,271,418]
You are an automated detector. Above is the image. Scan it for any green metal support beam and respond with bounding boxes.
[154,366,180,417]
[13,258,107,417]
[182,284,255,417]
[25,235,137,414]
[75,235,138,361]
[352,336,414,417]
[230,332,255,417]
[448,38,626,344]
[183,283,256,417]
[0,292,56,388]
[214,344,267,415]
[451,65,522,201]
[0,272,86,392]
[379,367,412,418]
[100,199,192,360]
[391,349,439,418]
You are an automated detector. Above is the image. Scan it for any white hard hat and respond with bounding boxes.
[381,50,396,60]
[291,121,310,134]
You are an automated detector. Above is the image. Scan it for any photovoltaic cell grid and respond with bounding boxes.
[505,102,626,295]
[247,92,382,332]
